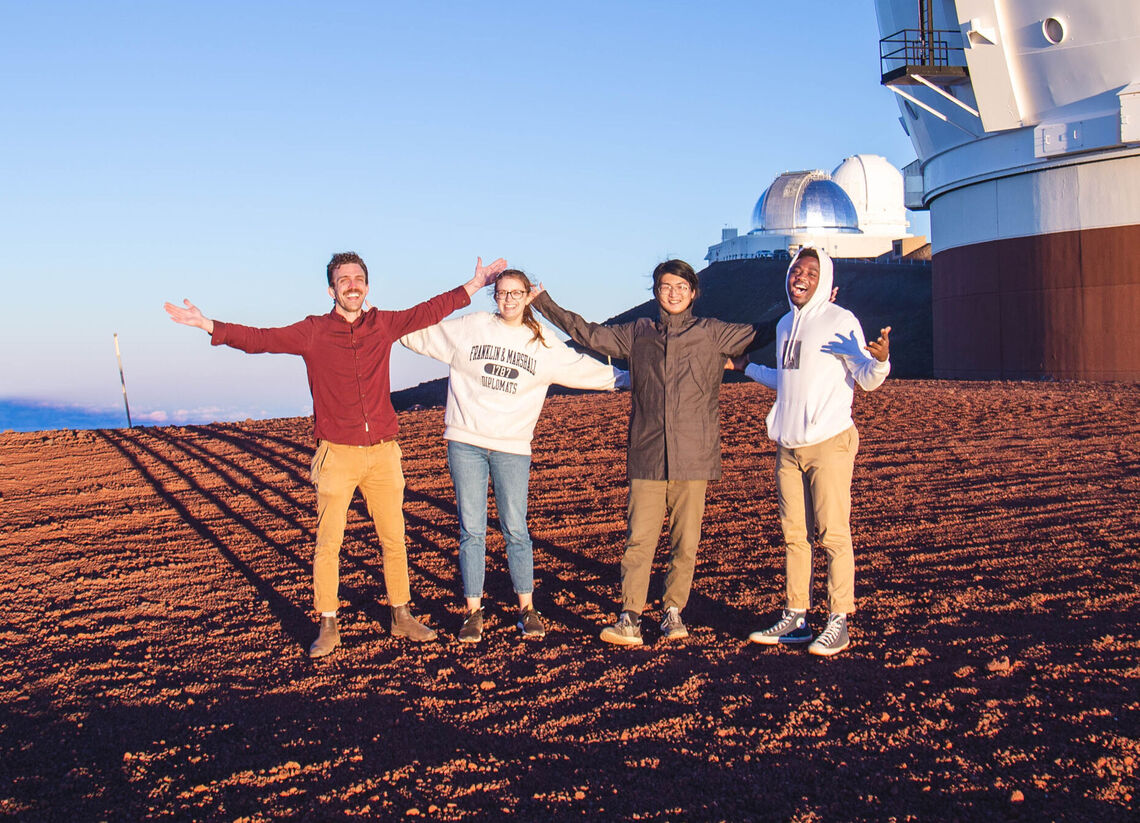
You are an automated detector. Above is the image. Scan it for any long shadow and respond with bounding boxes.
[1,680,1012,823]
[112,429,314,584]
[15,618,1091,823]
[173,422,770,641]
[97,429,314,644]
[181,425,311,487]
[148,426,464,629]
[225,427,317,470]
[147,427,314,536]
[148,427,391,597]
[206,424,639,630]
[199,425,473,619]
[209,424,578,628]
[146,426,400,621]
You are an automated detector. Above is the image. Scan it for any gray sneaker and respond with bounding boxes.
[308,615,340,658]
[458,608,484,643]
[517,607,546,638]
[749,609,812,645]
[600,611,643,646]
[808,613,850,657]
[660,607,689,640]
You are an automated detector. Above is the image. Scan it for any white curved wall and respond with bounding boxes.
[930,151,1140,252]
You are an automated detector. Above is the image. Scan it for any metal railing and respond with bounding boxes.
[880,28,964,74]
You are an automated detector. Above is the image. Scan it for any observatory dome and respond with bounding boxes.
[750,171,860,234]
[831,154,907,232]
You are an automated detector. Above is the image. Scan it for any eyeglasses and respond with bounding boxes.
[657,283,691,294]
[494,289,526,300]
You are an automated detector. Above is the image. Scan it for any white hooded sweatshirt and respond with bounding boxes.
[400,312,623,455]
[744,247,890,449]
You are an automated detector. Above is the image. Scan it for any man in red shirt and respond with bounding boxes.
[165,252,505,657]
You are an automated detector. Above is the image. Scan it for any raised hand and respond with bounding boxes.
[469,257,510,294]
[524,282,545,306]
[865,326,891,362]
[163,299,214,334]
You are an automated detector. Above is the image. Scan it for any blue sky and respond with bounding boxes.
[1,1,922,428]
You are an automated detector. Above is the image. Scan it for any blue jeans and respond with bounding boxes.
[446,440,534,598]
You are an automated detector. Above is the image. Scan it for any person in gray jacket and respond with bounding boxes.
[529,260,760,645]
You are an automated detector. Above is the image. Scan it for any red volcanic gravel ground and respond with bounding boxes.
[1,381,1137,821]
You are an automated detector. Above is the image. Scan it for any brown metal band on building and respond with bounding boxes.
[933,224,1140,381]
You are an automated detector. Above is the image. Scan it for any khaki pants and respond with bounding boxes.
[775,426,858,614]
[310,440,411,613]
[620,479,708,615]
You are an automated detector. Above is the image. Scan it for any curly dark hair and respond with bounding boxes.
[327,252,368,286]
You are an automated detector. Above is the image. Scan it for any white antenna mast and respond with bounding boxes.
[113,333,133,428]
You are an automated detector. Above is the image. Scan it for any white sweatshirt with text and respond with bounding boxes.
[400,312,622,455]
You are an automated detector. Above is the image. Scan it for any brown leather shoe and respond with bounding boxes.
[390,604,438,642]
[308,615,340,658]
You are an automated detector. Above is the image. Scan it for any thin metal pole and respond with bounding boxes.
[925,0,935,63]
[114,333,133,428]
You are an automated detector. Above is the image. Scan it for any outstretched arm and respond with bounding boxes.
[725,354,776,389]
[463,256,508,298]
[528,286,631,359]
[399,316,462,363]
[164,299,214,335]
[388,256,506,339]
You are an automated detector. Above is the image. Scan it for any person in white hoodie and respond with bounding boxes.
[400,269,624,643]
[727,247,890,656]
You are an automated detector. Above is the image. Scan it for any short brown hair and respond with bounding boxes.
[327,251,368,286]
[652,259,698,299]
[796,247,820,263]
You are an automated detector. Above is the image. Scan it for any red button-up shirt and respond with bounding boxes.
[211,286,470,445]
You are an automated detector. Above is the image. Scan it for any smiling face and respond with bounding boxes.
[327,262,369,320]
[787,255,820,308]
[494,274,528,325]
[655,273,695,315]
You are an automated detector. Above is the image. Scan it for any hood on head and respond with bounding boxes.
[785,246,834,314]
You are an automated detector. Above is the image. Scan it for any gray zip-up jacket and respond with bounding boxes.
[532,291,760,481]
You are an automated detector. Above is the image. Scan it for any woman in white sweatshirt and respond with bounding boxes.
[400,269,624,643]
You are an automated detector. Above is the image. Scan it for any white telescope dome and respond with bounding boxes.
[831,154,908,235]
